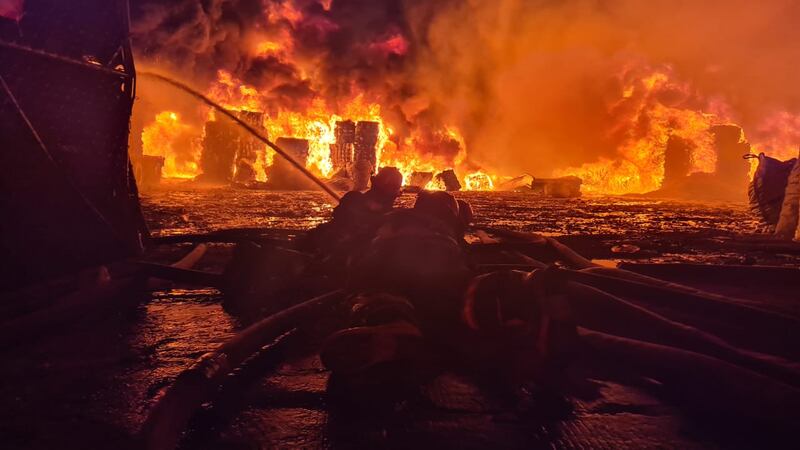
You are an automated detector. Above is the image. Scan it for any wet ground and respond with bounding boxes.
[141,188,759,238]
[1,189,798,449]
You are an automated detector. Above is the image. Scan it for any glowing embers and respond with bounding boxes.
[464,171,495,191]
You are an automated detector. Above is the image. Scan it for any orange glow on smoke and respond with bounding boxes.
[554,69,718,195]
[133,0,800,196]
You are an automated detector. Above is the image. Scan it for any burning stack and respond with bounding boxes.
[650,126,751,200]
[140,155,165,187]
[711,125,751,188]
[234,111,264,184]
[662,135,692,188]
[199,112,265,184]
[406,172,434,192]
[269,137,314,190]
[352,121,380,191]
[330,120,356,177]
[436,169,462,192]
[199,117,239,184]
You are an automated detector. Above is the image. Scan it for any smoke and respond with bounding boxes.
[403,0,800,175]
[130,0,800,181]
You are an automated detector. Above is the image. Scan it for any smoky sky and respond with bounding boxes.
[130,0,800,176]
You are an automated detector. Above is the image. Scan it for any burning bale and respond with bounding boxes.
[355,121,379,172]
[268,138,316,190]
[330,120,356,177]
[711,125,751,188]
[436,169,462,192]
[234,160,257,184]
[495,175,534,192]
[531,176,583,198]
[405,171,434,192]
[140,155,165,187]
[352,121,380,191]
[233,111,265,184]
[662,136,693,188]
[644,126,753,201]
[198,118,239,184]
[198,112,264,185]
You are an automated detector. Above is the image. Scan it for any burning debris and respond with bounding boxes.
[268,137,315,190]
[434,169,460,192]
[405,171,433,192]
[128,0,800,197]
[530,176,583,198]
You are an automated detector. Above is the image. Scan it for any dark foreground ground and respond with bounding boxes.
[1,190,798,449]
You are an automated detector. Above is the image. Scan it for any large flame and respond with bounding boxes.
[553,69,718,195]
[133,0,800,196]
[141,111,201,179]
[142,69,494,190]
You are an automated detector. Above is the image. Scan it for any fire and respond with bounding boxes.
[255,40,284,57]
[141,111,201,179]
[135,1,497,190]
[554,69,719,195]
[132,0,800,198]
[265,0,303,27]
[207,70,262,113]
[464,171,495,191]
[140,69,496,189]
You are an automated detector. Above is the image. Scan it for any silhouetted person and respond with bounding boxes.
[302,167,403,259]
[332,166,403,225]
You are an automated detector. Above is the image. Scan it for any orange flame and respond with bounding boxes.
[554,69,718,194]
[141,111,201,179]
[141,72,496,188]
